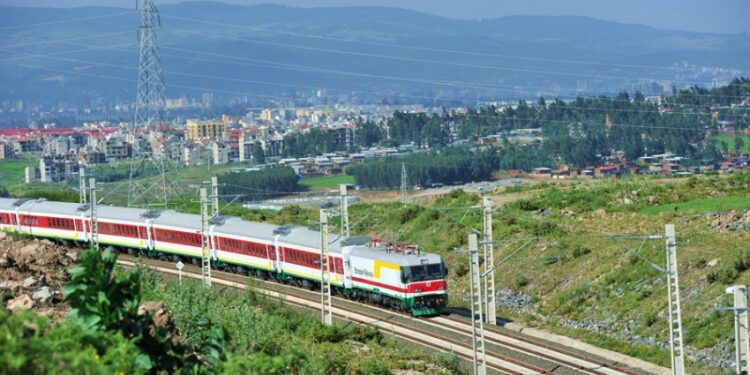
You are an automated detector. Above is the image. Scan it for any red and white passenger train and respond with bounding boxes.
[0,198,447,316]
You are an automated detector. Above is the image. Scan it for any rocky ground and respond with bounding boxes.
[708,209,750,232]
[0,232,77,318]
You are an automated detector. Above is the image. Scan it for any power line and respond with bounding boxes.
[0,59,742,134]
[162,14,707,74]
[4,45,744,120]
[0,11,135,31]
[3,29,747,105]
[0,31,132,49]
[168,27,722,86]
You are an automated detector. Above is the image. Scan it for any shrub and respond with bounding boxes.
[572,246,592,258]
[513,276,530,288]
[357,358,391,375]
[399,206,422,224]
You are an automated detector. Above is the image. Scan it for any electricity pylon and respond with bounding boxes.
[128,0,171,208]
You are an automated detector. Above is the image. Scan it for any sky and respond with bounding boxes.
[5,0,748,34]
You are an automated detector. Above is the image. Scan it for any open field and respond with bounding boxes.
[641,195,750,214]
[0,159,35,190]
[298,174,354,189]
[711,135,750,153]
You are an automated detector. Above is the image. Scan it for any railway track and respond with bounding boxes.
[117,255,653,375]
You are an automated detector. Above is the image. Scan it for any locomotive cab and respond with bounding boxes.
[401,260,448,316]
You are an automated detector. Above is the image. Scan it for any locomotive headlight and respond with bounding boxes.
[415,288,422,293]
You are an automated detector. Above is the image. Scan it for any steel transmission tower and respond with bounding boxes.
[134,0,166,129]
[128,0,170,208]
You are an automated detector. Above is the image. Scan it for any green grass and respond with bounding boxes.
[0,159,36,189]
[711,135,750,153]
[299,174,354,189]
[640,195,750,215]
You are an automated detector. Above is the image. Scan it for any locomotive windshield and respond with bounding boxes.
[401,262,446,283]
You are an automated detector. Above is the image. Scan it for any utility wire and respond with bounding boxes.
[3,45,745,121]
[0,11,135,31]
[162,14,712,73]
[4,29,747,105]
[0,59,742,134]
[168,27,722,86]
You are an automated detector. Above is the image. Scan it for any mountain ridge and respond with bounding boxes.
[0,2,747,109]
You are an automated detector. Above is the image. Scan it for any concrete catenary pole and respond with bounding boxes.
[729,285,750,374]
[211,176,219,217]
[79,167,87,204]
[468,233,487,375]
[482,197,496,325]
[340,184,350,237]
[320,209,332,325]
[200,187,211,287]
[665,224,686,375]
[89,178,98,251]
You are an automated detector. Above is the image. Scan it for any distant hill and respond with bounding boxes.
[0,1,748,108]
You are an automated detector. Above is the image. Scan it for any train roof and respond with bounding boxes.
[213,218,278,243]
[151,210,201,231]
[0,198,23,210]
[0,198,79,216]
[95,205,149,223]
[213,218,343,253]
[348,245,443,267]
[0,198,438,262]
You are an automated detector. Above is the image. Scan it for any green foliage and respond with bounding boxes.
[0,309,148,374]
[497,144,553,171]
[512,276,530,289]
[223,349,306,375]
[283,127,351,156]
[19,188,80,203]
[571,246,592,258]
[356,358,392,375]
[252,141,266,164]
[348,149,498,188]
[64,249,142,332]
[134,272,433,374]
[219,166,300,201]
[209,79,750,171]
[706,250,750,284]
[684,310,731,350]
[0,160,36,190]
[64,249,202,373]
[400,206,423,224]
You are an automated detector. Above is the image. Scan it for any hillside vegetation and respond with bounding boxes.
[341,173,750,372]
[1,245,461,374]
[196,172,748,371]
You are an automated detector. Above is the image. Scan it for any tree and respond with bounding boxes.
[734,136,745,154]
[721,141,730,156]
[253,141,266,164]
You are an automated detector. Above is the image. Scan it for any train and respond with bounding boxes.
[0,197,448,316]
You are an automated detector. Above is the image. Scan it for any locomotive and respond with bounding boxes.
[0,198,447,316]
